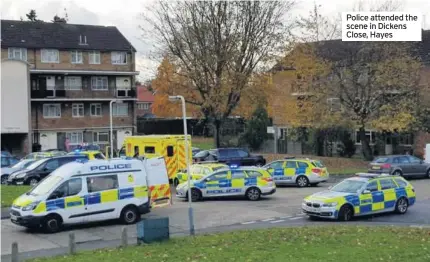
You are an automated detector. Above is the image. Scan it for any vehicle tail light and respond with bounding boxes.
[263,177,273,182]
[312,168,322,175]
[381,163,391,169]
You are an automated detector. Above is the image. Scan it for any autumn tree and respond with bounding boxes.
[144,1,294,147]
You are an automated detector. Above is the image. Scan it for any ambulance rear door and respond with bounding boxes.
[144,156,171,207]
[176,138,192,172]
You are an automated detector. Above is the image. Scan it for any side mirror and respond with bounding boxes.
[49,191,61,200]
[362,190,371,194]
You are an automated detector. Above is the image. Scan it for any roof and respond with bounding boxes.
[1,20,136,52]
[137,85,155,102]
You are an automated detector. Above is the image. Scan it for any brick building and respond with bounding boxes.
[1,20,139,152]
[136,85,155,117]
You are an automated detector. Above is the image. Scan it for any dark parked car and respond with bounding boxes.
[368,155,430,178]
[193,148,266,166]
[7,155,89,186]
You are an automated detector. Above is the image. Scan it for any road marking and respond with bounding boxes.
[241,221,256,225]
[261,218,275,222]
[270,220,285,224]
[289,217,303,220]
[279,216,293,219]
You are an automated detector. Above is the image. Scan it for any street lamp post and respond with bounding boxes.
[109,99,123,159]
[168,95,195,236]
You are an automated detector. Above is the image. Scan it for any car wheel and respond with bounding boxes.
[1,175,8,185]
[120,205,140,224]
[245,187,261,201]
[28,178,40,186]
[190,188,202,202]
[296,176,309,188]
[395,197,408,214]
[426,169,430,179]
[392,170,402,176]
[338,205,353,221]
[43,214,62,233]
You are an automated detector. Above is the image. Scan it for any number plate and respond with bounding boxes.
[10,214,17,221]
[372,166,381,170]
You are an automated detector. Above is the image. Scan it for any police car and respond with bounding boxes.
[10,157,170,233]
[176,165,276,201]
[302,173,416,221]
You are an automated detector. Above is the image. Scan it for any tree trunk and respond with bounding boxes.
[359,127,373,161]
[213,120,221,148]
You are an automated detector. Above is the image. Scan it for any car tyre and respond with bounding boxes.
[392,170,402,177]
[43,214,62,233]
[245,187,261,201]
[27,178,40,186]
[120,205,140,225]
[426,169,430,179]
[188,188,202,202]
[1,175,8,185]
[338,205,353,221]
[395,197,408,214]
[296,176,309,188]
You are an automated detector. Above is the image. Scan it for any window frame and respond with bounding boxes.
[86,174,119,193]
[93,132,109,144]
[144,146,155,154]
[297,161,309,168]
[8,47,27,61]
[64,76,82,90]
[246,170,263,178]
[88,51,101,64]
[167,146,174,157]
[66,132,83,145]
[112,103,129,117]
[71,103,84,118]
[286,161,297,168]
[42,104,61,118]
[90,103,102,117]
[41,49,60,63]
[231,170,246,179]
[49,178,83,199]
[111,51,128,65]
[379,178,397,190]
[208,171,229,181]
[70,50,83,64]
[355,130,376,145]
[268,161,284,169]
[365,180,379,192]
[91,76,109,91]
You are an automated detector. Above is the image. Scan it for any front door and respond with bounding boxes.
[379,178,398,210]
[85,174,120,222]
[283,160,297,183]
[359,180,378,214]
[201,171,229,197]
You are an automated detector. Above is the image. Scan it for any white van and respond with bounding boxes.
[9,157,171,233]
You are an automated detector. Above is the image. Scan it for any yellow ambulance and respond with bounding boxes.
[119,135,193,182]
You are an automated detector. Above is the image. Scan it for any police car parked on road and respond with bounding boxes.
[302,173,416,221]
[176,165,276,201]
[10,157,171,233]
[264,157,329,187]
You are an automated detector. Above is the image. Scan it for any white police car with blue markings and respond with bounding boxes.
[9,157,170,233]
[176,165,276,201]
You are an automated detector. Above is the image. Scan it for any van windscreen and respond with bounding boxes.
[28,176,63,196]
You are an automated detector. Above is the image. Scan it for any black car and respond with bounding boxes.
[7,155,89,186]
[193,148,266,166]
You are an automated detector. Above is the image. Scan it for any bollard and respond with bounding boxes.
[68,232,76,255]
[11,242,18,262]
[121,227,128,247]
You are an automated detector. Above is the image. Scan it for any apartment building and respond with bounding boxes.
[1,20,138,152]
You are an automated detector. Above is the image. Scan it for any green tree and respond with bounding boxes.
[25,9,41,22]
[241,106,270,151]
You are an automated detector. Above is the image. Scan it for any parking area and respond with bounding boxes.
[2,178,430,256]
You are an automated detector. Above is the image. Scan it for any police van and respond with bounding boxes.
[10,157,171,233]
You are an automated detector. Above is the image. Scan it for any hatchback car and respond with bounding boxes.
[1,159,36,184]
[368,155,430,178]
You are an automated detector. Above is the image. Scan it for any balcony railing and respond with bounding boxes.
[31,88,137,99]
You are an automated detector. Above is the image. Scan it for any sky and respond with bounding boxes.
[2,0,429,81]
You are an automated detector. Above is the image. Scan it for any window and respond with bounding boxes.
[355,130,376,145]
[297,162,309,168]
[247,170,263,177]
[89,51,101,64]
[286,161,297,168]
[70,51,83,64]
[43,104,61,118]
[268,161,283,169]
[93,132,109,143]
[395,156,410,164]
[41,49,59,63]
[399,133,413,145]
[232,170,246,179]
[44,159,60,171]
[112,103,128,116]
[191,166,202,173]
[66,132,83,145]
[91,76,108,90]
[394,178,408,187]
[72,103,84,118]
[8,47,27,61]
[145,146,155,154]
[111,51,127,64]
[237,150,249,158]
[379,179,397,190]
[365,181,378,192]
[138,103,151,110]
[87,175,118,193]
[90,103,102,116]
[407,156,422,164]
[209,171,228,181]
[94,153,106,160]
[167,146,174,157]
[202,167,211,175]
[51,178,82,199]
[65,76,82,90]
[133,146,139,157]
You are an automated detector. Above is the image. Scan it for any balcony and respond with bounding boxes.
[31,90,66,98]
[31,88,137,100]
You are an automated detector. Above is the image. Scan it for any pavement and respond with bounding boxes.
[1,178,430,261]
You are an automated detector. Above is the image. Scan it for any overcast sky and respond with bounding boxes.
[2,0,429,81]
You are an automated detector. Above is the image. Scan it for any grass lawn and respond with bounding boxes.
[1,185,31,207]
[31,226,430,262]
[192,137,214,150]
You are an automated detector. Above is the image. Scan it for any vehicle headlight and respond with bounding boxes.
[22,201,41,211]
[16,173,27,178]
[322,202,338,207]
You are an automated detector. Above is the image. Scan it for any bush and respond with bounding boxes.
[337,131,356,158]
[240,106,270,151]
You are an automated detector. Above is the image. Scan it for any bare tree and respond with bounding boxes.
[143,1,295,146]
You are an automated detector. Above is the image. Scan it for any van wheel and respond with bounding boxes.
[296,176,309,187]
[121,206,139,225]
[246,187,261,201]
[43,214,62,233]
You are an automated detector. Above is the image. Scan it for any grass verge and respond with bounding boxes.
[192,137,214,150]
[1,185,31,207]
[31,226,430,262]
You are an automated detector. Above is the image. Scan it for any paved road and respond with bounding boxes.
[2,178,430,260]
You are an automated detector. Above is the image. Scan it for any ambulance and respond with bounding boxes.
[118,135,193,182]
[9,157,171,233]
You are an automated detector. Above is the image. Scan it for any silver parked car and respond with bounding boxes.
[368,155,430,178]
[1,159,36,184]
